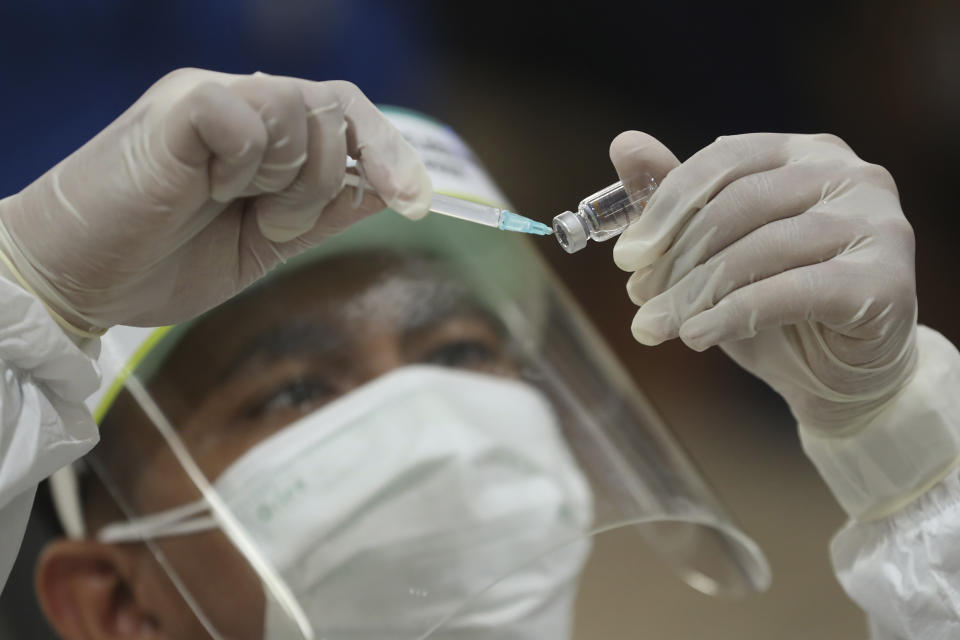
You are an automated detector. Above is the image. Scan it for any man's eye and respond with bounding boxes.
[254,377,336,417]
[422,340,497,369]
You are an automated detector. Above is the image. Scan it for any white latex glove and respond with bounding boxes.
[610,131,918,433]
[0,68,432,332]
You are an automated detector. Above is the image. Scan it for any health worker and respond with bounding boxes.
[0,69,956,640]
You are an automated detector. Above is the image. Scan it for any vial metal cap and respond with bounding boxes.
[552,211,588,254]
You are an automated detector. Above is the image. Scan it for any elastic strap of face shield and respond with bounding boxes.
[50,464,87,539]
[50,462,217,542]
[97,499,217,543]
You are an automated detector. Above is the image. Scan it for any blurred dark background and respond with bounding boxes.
[1,1,957,637]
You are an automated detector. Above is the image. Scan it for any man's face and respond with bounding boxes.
[43,252,519,640]
[149,252,516,486]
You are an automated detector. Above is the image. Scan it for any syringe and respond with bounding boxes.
[342,172,552,236]
[552,174,659,253]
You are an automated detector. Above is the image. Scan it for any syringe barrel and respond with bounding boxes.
[429,193,502,228]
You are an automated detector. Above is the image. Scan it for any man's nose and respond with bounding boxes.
[352,334,405,386]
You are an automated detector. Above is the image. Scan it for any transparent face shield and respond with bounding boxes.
[66,208,769,640]
[48,108,770,639]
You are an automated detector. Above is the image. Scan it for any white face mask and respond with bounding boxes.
[99,366,594,640]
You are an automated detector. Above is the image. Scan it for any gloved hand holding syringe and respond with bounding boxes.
[345,161,657,252]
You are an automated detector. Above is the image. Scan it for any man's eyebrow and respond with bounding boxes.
[216,320,343,383]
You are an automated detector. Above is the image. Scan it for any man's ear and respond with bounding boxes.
[35,539,161,640]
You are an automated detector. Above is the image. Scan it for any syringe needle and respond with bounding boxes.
[497,210,553,236]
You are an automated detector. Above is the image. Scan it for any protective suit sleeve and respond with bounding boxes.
[819,327,960,639]
[0,260,100,591]
[834,463,960,639]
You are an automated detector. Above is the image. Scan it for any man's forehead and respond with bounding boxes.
[337,270,478,332]
[151,252,488,398]
[241,252,482,338]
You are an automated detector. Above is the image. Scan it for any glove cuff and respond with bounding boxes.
[0,220,106,340]
[800,326,960,521]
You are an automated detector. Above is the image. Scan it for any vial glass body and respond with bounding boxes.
[552,174,658,253]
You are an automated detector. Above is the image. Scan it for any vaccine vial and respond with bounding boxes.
[552,174,658,253]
